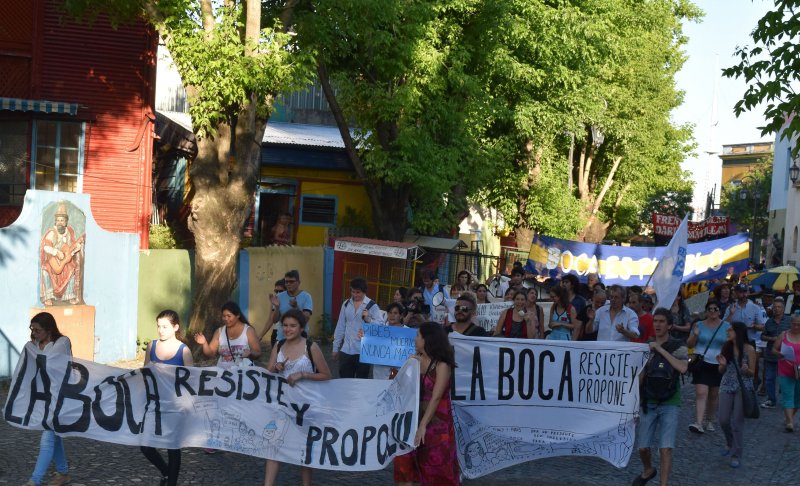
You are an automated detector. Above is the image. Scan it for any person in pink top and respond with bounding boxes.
[772,312,800,432]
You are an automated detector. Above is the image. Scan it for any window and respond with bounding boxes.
[31,120,84,192]
[300,195,337,226]
[0,121,28,205]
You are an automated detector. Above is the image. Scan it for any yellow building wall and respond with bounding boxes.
[244,246,325,337]
[260,167,373,247]
[721,163,760,186]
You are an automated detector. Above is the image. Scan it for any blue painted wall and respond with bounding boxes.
[0,190,139,373]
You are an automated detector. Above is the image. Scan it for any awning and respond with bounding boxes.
[333,237,424,260]
[0,97,78,116]
[155,110,197,156]
[402,234,467,251]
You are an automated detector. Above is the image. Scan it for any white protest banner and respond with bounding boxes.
[4,345,419,471]
[474,302,513,331]
[449,334,648,479]
[360,324,417,367]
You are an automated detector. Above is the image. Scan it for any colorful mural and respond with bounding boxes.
[39,200,86,306]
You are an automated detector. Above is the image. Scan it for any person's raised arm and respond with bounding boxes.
[194,328,220,358]
[414,362,452,446]
[258,294,281,341]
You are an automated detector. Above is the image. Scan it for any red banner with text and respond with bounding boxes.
[652,213,729,244]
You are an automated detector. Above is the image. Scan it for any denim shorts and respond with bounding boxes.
[637,403,680,449]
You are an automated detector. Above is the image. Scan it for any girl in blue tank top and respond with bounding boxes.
[141,310,192,486]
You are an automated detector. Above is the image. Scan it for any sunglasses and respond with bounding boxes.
[454,305,473,313]
[706,307,720,312]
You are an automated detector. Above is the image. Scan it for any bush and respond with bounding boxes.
[149,224,178,249]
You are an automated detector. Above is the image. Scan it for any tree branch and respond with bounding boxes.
[200,0,215,33]
[589,156,622,215]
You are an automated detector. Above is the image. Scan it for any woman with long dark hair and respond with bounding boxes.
[394,322,459,485]
[195,301,261,367]
[716,321,756,468]
[493,289,538,339]
[25,312,71,486]
[474,284,490,304]
[547,286,577,341]
[141,310,193,486]
[264,309,331,486]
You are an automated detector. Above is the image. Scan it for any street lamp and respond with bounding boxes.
[791,158,800,184]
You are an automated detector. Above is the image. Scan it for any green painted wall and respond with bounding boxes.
[137,249,194,345]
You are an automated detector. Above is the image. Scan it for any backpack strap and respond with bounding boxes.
[306,339,317,373]
[366,301,376,310]
[277,338,317,373]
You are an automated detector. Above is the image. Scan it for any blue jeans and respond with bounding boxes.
[764,360,778,403]
[31,430,68,485]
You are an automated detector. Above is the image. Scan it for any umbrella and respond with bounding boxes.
[750,265,799,291]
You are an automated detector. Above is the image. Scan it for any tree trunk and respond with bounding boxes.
[580,214,609,243]
[513,142,542,250]
[317,62,411,241]
[187,112,260,337]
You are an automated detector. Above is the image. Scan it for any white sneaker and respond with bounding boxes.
[705,421,716,432]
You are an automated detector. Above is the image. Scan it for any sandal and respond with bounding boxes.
[631,468,657,486]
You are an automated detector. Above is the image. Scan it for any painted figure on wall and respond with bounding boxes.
[40,201,85,306]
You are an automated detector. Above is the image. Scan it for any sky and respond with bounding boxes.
[672,0,774,216]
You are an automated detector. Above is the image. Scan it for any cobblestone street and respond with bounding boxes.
[2,341,799,485]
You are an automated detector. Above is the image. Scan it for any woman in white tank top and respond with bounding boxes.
[195,301,261,368]
[265,309,331,486]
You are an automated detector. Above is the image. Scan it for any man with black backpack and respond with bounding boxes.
[632,308,688,486]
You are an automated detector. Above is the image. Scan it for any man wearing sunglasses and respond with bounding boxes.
[446,292,488,337]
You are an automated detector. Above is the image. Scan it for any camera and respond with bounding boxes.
[406,301,430,314]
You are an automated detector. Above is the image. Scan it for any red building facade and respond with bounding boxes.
[0,0,157,247]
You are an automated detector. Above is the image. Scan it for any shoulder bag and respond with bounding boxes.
[732,356,759,419]
[687,323,723,374]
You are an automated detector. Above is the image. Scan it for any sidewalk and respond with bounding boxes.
[2,342,799,485]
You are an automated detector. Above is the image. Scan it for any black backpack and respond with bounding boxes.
[641,338,681,404]
[276,338,317,373]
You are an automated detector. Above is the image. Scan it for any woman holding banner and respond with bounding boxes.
[547,286,577,341]
[493,289,539,339]
[195,301,261,368]
[141,310,192,486]
[395,321,459,486]
[475,284,490,304]
[265,309,331,486]
[25,312,72,486]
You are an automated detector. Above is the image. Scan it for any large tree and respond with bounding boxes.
[66,0,310,335]
[474,0,699,245]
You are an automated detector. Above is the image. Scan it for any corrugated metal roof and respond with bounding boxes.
[263,122,356,148]
[149,117,356,150]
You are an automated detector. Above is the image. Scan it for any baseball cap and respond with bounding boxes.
[734,283,748,292]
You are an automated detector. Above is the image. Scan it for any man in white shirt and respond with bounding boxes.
[588,285,640,342]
